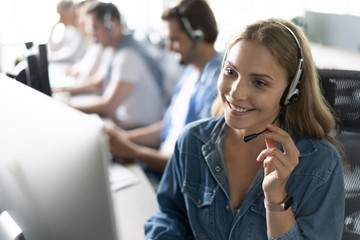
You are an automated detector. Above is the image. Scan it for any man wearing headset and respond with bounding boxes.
[69,2,166,129]
[105,0,222,188]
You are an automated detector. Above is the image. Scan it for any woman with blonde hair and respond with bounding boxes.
[145,18,344,239]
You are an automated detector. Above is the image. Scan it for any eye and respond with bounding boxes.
[253,78,268,88]
[223,66,237,78]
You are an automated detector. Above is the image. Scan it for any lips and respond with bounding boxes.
[228,101,254,113]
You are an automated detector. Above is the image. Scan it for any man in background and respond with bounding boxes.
[69,2,166,129]
[105,0,222,188]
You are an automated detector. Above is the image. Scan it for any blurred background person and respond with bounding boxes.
[105,0,222,188]
[63,0,104,80]
[48,0,87,63]
[68,2,166,130]
[50,0,114,95]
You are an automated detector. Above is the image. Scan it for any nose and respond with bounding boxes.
[168,40,180,53]
[229,77,248,101]
[166,41,174,51]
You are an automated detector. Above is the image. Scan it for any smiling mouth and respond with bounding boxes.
[228,102,254,113]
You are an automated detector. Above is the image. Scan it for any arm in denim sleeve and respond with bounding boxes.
[144,139,194,240]
[269,149,345,240]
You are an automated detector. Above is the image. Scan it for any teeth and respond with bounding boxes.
[234,107,250,113]
[230,103,251,112]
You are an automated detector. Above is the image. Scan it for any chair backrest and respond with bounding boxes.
[318,68,360,239]
[318,68,360,167]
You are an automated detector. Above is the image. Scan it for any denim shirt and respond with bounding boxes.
[145,116,345,240]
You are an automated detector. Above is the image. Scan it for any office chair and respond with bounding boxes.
[318,68,360,240]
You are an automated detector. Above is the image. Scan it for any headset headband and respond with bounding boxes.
[278,22,304,106]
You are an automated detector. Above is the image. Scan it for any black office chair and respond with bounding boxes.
[318,68,360,240]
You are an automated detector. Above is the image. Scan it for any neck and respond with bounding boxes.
[107,26,123,49]
[227,125,267,150]
[192,44,216,70]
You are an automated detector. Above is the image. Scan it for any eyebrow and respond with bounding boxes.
[250,73,274,81]
[224,60,274,81]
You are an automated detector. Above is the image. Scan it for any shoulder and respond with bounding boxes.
[202,52,223,74]
[296,137,341,163]
[199,51,223,85]
[294,137,343,181]
[114,47,140,59]
[177,116,224,144]
[207,51,224,68]
[112,48,147,70]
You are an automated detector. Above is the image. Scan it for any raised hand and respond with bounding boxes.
[256,124,299,202]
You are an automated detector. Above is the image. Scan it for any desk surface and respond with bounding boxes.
[112,164,159,240]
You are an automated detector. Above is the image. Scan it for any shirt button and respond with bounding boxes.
[226,205,230,210]
[215,166,221,172]
[197,199,202,205]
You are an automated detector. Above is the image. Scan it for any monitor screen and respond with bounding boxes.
[36,44,52,97]
[14,42,52,97]
[0,74,118,240]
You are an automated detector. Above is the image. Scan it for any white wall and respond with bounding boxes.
[0,0,59,73]
[305,11,360,51]
[1,0,360,73]
[209,0,305,51]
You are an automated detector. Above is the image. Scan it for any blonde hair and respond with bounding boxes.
[212,18,339,146]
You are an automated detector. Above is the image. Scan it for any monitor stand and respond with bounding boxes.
[0,211,24,240]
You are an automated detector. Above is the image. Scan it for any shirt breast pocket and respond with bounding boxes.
[182,182,217,238]
[182,182,216,207]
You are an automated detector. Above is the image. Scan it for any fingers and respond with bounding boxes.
[257,124,299,178]
[104,124,126,141]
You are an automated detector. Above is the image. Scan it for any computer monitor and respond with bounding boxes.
[14,42,52,97]
[35,43,52,97]
[0,74,118,240]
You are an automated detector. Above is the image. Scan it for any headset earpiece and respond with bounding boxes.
[180,16,204,42]
[104,12,113,32]
[192,29,205,42]
[281,58,303,106]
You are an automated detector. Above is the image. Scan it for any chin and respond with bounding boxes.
[224,111,242,129]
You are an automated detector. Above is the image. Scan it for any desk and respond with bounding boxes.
[112,164,159,240]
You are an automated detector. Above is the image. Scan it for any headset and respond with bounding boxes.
[104,11,113,32]
[180,16,204,42]
[174,7,204,42]
[279,24,304,107]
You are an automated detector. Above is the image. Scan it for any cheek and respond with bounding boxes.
[254,92,283,115]
[217,75,229,95]
[267,90,285,108]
